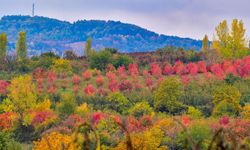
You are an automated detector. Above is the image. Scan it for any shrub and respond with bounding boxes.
[118,79,133,92]
[241,105,250,119]
[177,122,212,149]
[212,85,241,117]
[83,84,96,96]
[33,132,76,150]
[107,92,129,114]
[95,75,105,87]
[154,77,184,114]
[0,80,9,96]
[128,101,153,119]
[82,69,92,81]
[187,106,203,119]
[0,132,22,150]
[90,50,112,70]
[113,54,133,68]
[150,63,162,78]
[51,59,72,74]
[56,94,77,118]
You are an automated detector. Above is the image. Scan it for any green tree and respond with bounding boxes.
[104,48,118,54]
[212,85,241,117]
[202,34,209,51]
[90,50,112,70]
[84,37,94,59]
[0,33,7,62]
[113,54,133,68]
[107,92,129,114]
[16,31,27,62]
[56,93,77,118]
[212,19,248,59]
[128,101,153,119]
[154,77,184,114]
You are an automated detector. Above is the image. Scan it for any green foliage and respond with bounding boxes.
[107,92,129,114]
[40,52,60,59]
[90,50,112,70]
[187,106,203,119]
[104,48,118,54]
[0,33,7,62]
[177,122,212,149]
[56,94,77,118]
[30,52,59,70]
[128,101,153,119]
[186,50,201,62]
[16,31,27,62]
[113,54,133,68]
[224,73,241,85]
[154,77,184,114]
[17,59,30,73]
[233,79,250,106]
[212,84,241,117]
[85,37,94,58]
[181,80,214,117]
[0,132,22,150]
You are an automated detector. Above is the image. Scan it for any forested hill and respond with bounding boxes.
[0,15,202,56]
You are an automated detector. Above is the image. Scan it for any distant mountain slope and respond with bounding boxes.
[0,15,202,56]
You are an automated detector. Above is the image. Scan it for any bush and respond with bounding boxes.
[181,80,214,117]
[33,132,76,150]
[128,101,153,119]
[0,132,22,150]
[90,50,112,70]
[51,59,72,74]
[187,106,203,119]
[56,94,77,118]
[177,122,212,149]
[241,105,250,119]
[213,101,237,117]
[113,54,133,68]
[107,92,129,114]
[154,77,185,114]
[212,85,241,117]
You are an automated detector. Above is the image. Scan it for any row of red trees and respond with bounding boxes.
[0,56,249,97]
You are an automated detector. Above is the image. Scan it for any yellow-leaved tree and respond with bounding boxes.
[212,19,249,59]
[0,75,38,118]
[202,34,209,51]
[212,84,241,117]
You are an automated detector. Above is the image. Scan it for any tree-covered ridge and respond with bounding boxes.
[0,15,202,55]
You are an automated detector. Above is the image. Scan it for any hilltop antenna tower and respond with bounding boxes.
[32,3,35,17]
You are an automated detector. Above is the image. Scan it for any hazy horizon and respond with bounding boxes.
[1,0,250,40]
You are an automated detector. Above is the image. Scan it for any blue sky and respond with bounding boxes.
[0,0,249,40]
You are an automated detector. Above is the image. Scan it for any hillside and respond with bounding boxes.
[0,15,202,56]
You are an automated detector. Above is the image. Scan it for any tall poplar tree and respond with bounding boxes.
[202,34,209,51]
[0,32,7,62]
[16,31,27,62]
[212,19,248,59]
[84,37,94,59]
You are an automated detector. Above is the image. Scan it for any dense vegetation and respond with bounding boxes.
[0,19,250,150]
[0,15,202,55]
